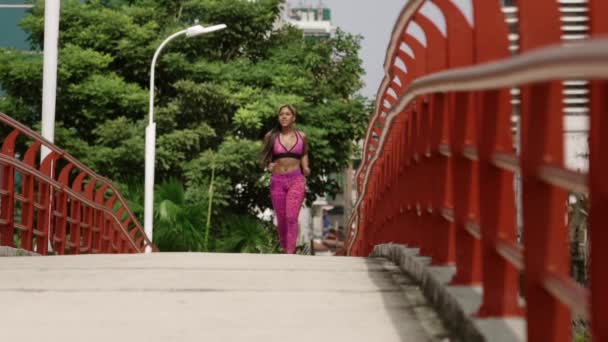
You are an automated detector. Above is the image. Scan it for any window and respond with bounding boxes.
[0,1,32,50]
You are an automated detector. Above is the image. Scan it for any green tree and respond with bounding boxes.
[0,0,369,251]
[215,214,281,254]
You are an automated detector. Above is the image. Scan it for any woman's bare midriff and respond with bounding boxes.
[272,158,302,175]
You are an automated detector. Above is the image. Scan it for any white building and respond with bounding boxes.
[280,1,336,38]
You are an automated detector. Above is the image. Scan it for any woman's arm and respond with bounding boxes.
[300,132,311,177]
[263,132,276,172]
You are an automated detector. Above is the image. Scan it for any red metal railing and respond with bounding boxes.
[0,112,155,254]
[346,0,606,341]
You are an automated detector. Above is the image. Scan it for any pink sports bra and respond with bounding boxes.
[272,131,304,161]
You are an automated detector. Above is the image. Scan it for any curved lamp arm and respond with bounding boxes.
[144,24,226,253]
[148,29,187,126]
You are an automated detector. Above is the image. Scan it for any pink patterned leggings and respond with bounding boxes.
[270,169,306,254]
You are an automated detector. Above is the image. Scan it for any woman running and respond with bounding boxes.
[260,104,310,254]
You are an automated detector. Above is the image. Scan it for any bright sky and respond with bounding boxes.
[290,0,406,99]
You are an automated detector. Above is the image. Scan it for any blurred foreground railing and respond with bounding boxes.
[345,1,607,341]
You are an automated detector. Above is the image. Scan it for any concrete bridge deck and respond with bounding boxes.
[0,253,451,342]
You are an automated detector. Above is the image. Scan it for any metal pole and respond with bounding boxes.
[41,0,60,159]
[41,0,61,253]
[144,30,186,253]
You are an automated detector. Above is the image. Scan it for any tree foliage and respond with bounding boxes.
[0,0,370,251]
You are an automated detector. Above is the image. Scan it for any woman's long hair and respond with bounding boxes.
[259,104,297,168]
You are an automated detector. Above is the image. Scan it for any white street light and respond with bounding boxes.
[144,24,226,253]
[41,0,61,254]
[186,24,228,36]
[41,0,60,158]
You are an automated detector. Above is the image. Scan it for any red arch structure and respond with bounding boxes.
[0,112,155,254]
[346,0,607,340]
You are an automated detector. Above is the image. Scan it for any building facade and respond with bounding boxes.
[0,1,31,50]
[282,1,336,39]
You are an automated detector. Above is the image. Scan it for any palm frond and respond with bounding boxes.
[155,178,185,206]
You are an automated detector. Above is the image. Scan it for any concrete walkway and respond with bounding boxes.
[0,253,451,342]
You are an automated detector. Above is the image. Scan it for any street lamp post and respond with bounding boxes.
[144,24,227,253]
[41,0,60,157]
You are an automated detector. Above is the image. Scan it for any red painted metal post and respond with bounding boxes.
[450,91,482,285]
[127,224,139,253]
[83,178,97,252]
[19,174,35,251]
[363,170,376,255]
[473,1,522,317]
[390,114,406,246]
[417,97,434,258]
[432,0,481,284]
[390,130,400,232]
[67,199,81,254]
[414,4,449,262]
[383,127,394,243]
[382,133,395,243]
[105,195,118,253]
[0,130,19,247]
[409,106,423,250]
[429,93,455,265]
[94,184,109,254]
[375,158,384,252]
[20,141,42,251]
[394,122,403,236]
[589,80,608,342]
[386,36,417,247]
[116,207,127,253]
[476,89,521,316]
[589,1,608,339]
[36,152,59,255]
[0,164,15,247]
[52,189,68,255]
[520,83,571,342]
[362,174,371,255]
[118,218,131,254]
[372,156,381,246]
[35,184,50,255]
[55,163,74,255]
[389,116,407,245]
[376,157,385,242]
[70,172,87,254]
[403,109,415,247]
[518,1,571,341]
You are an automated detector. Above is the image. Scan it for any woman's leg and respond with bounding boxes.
[270,177,288,250]
[284,175,306,254]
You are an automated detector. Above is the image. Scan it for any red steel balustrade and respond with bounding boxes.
[0,112,156,254]
[345,1,607,341]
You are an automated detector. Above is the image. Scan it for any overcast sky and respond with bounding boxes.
[289,0,406,99]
